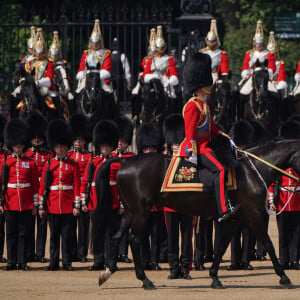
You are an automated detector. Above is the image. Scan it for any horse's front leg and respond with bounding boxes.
[210,220,236,289]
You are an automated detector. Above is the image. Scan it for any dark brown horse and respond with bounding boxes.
[93,138,300,290]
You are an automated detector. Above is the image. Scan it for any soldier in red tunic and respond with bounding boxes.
[268,119,300,270]
[38,120,81,271]
[0,119,39,270]
[81,120,120,271]
[179,52,239,222]
[68,113,91,262]
[293,58,300,96]
[113,116,135,263]
[0,115,7,263]
[25,113,53,263]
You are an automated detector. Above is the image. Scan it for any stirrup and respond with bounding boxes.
[218,203,240,223]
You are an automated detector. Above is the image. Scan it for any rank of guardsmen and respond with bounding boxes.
[0,18,299,274]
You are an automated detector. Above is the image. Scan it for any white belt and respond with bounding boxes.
[279,186,300,192]
[7,183,31,189]
[50,185,73,191]
[91,181,116,187]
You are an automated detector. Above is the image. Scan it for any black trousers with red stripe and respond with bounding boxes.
[197,151,228,215]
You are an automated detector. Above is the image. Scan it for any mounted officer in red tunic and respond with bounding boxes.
[179,52,239,222]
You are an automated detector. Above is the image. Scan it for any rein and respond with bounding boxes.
[236,148,300,182]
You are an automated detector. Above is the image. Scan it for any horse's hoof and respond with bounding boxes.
[142,279,156,290]
[279,275,293,288]
[98,269,112,286]
[211,278,225,289]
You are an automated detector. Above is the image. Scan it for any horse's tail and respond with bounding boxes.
[90,156,127,254]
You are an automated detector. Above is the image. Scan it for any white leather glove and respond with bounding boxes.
[144,73,159,83]
[168,75,179,86]
[76,70,86,80]
[188,155,197,165]
[11,85,21,97]
[277,81,287,90]
[100,69,110,80]
[294,73,300,83]
[241,69,250,79]
[36,77,51,88]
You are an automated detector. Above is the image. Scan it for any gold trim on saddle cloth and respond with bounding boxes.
[161,156,237,192]
[45,96,56,110]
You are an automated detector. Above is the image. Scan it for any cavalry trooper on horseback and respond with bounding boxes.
[48,31,73,119]
[293,58,300,97]
[131,28,156,121]
[11,26,37,117]
[240,20,277,96]
[143,25,180,114]
[200,19,230,85]
[179,52,239,222]
[76,19,113,100]
[267,31,288,120]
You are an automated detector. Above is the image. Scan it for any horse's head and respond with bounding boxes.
[13,62,27,85]
[252,60,269,98]
[85,67,101,101]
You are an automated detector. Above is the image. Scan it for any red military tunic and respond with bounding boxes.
[143,54,178,79]
[296,58,300,74]
[179,97,220,157]
[77,49,112,82]
[39,157,81,214]
[25,148,54,179]
[68,149,90,180]
[26,59,55,91]
[1,154,39,211]
[80,155,120,211]
[268,169,300,211]
[200,48,230,76]
[241,50,276,76]
[275,61,287,83]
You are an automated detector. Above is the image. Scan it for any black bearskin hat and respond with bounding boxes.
[69,113,91,142]
[136,122,163,153]
[26,112,47,140]
[230,120,255,147]
[279,120,300,139]
[93,120,118,152]
[114,116,133,145]
[163,113,185,146]
[4,119,30,150]
[0,114,7,144]
[183,52,213,96]
[46,119,73,150]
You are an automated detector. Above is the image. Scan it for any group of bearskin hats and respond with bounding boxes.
[0,113,135,153]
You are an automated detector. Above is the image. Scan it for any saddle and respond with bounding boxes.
[161,156,237,192]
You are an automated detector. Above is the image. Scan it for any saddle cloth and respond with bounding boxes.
[161,156,237,192]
